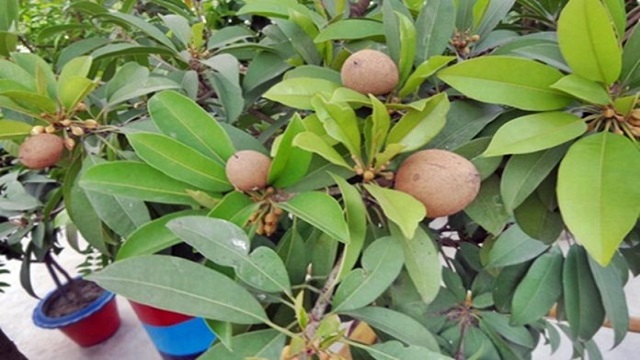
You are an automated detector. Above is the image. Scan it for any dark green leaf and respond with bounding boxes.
[415,0,455,64]
[514,194,564,245]
[464,175,510,235]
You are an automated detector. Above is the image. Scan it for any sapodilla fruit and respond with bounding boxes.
[225,150,272,191]
[340,49,399,95]
[19,133,64,169]
[394,149,480,218]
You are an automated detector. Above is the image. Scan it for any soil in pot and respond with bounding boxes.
[43,279,104,318]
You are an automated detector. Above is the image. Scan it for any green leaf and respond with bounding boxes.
[415,0,455,64]
[340,307,439,351]
[116,210,206,260]
[207,25,255,50]
[283,65,341,83]
[397,12,417,85]
[332,176,367,282]
[587,256,629,347]
[400,56,455,98]
[148,90,235,164]
[483,112,585,157]
[514,194,564,245]
[487,224,549,268]
[429,102,503,150]
[464,175,510,235]
[91,43,176,61]
[80,161,199,206]
[510,248,563,325]
[386,93,449,152]
[203,54,245,123]
[438,56,572,111]
[474,0,516,39]
[479,312,535,349]
[367,341,451,360]
[493,262,532,313]
[550,74,611,105]
[500,144,568,212]
[11,53,57,99]
[558,133,640,265]
[243,52,290,92]
[557,0,622,85]
[0,59,36,91]
[201,329,286,360]
[279,191,349,243]
[264,77,339,110]
[332,237,404,312]
[292,132,352,169]
[161,14,192,47]
[207,191,254,224]
[621,24,640,88]
[107,77,180,108]
[381,1,401,67]
[314,19,384,42]
[88,255,268,324]
[167,216,291,294]
[366,96,391,164]
[390,225,442,305]
[364,184,425,239]
[275,227,308,285]
[602,0,626,40]
[128,133,231,192]
[0,120,31,140]
[311,95,361,158]
[0,0,18,31]
[563,245,606,340]
[95,12,177,51]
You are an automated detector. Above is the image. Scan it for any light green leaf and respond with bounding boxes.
[386,93,449,153]
[116,210,206,260]
[128,133,231,192]
[0,120,31,140]
[88,255,268,324]
[397,12,416,85]
[314,19,384,42]
[550,74,611,105]
[480,312,535,349]
[488,224,549,268]
[292,132,352,169]
[364,184,425,239]
[558,133,640,265]
[438,56,572,111]
[557,0,622,85]
[510,248,563,325]
[365,95,391,165]
[279,192,350,243]
[311,95,361,158]
[201,329,286,360]
[621,24,640,88]
[340,307,439,351]
[483,112,586,157]
[80,161,199,206]
[264,77,339,110]
[149,90,235,164]
[500,145,568,213]
[563,245,606,340]
[400,56,455,98]
[391,225,442,305]
[332,237,404,312]
[332,175,367,282]
[167,216,291,294]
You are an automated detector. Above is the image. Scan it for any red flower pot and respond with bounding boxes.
[32,280,121,347]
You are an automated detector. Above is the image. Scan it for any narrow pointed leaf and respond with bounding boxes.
[314,19,384,42]
[488,224,549,268]
[332,175,366,282]
[201,329,286,360]
[400,56,455,97]
[264,77,339,110]
[292,131,352,169]
[268,115,312,188]
[80,161,200,206]
[332,237,404,312]
[415,0,455,64]
[128,133,231,192]
[558,133,640,265]
[386,93,449,152]
[438,56,572,111]
[367,341,450,360]
[88,255,268,324]
[510,248,563,325]
[311,95,361,158]
[483,112,585,157]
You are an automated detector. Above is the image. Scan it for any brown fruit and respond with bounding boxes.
[225,150,272,191]
[19,133,64,169]
[340,49,399,95]
[394,149,480,218]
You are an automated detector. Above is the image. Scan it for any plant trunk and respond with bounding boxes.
[0,328,27,360]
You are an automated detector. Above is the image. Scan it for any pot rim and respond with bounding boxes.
[32,279,116,329]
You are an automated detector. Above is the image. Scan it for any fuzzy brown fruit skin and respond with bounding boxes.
[19,133,64,169]
[225,150,272,191]
[340,49,399,95]
[394,149,481,218]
